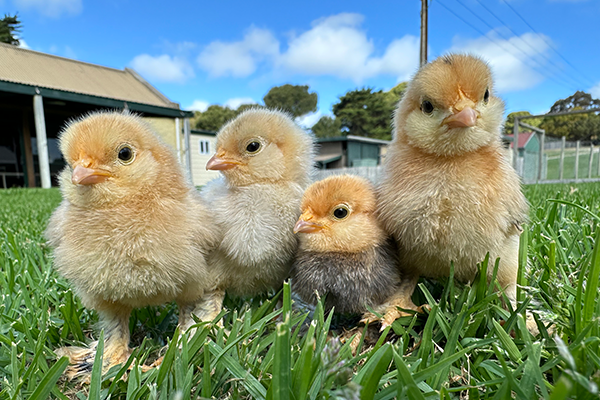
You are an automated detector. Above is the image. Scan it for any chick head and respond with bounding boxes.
[394,53,504,156]
[293,175,386,253]
[206,108,313,187]
[59,111,185,207]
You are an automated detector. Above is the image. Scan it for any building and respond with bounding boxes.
[503,132,541,182]
[315,135,390,169]
[189,129,220,186]
[0,43,193,188]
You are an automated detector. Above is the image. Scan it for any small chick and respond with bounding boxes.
[198,108,314,320]
[291,175,401,317]
[378,54,529,317]
[45,112,217,379]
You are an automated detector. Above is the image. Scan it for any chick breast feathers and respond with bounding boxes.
[378,54,529,294]
[45,111,217,311]
[201,108,314,296]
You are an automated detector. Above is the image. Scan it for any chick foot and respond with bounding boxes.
[56,343,98,380]
[361,275,424,330]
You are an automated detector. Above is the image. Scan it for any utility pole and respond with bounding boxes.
[420,0,428,67]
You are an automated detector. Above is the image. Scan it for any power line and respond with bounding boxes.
[435,0,578,92]
[499,0,596,87]
[471,0,590,90]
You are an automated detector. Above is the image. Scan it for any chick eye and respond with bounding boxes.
[332,205,350,220]
[246,141,261,154]
[483,88,490,104]
[421,100,434,114]
[117,145,135,164]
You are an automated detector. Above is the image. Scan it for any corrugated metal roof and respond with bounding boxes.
[0,43,178,109]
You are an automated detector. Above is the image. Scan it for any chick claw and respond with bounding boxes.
[361,302,424,331]
[56,341,134,382]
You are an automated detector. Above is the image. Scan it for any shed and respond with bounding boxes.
[0,43,193,188]
[504,132,541,182]
[315,135,390,169]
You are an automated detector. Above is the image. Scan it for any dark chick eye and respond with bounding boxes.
[333,207,349,220]
[246,141,261,153]
[484,88,490,104]
[421,100,434,114]
[118,145,134,164]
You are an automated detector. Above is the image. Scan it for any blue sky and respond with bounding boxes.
[2,0,599,128]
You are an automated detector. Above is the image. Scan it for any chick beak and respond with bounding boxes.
[444,106,478,129]
[206,153,242,171]
[293,218,324,234]
[71,165,112,185]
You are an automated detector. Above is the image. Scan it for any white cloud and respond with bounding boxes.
[195,14,419,83]
[450,31,551,92]
[129,54,194,83]
[279,13,419,83]
[187,100,210,112]
[224,97,257,109]
[295,110,323,129]
[590,82,600,99]
[13,0,82,17]
[197,27,279,78]
[18,39,30,49]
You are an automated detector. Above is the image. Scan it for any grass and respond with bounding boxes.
[1,183,600,399]
[545,148,600,180]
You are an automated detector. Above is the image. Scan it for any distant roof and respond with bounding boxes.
[0,43,191,117]
[505,132,535,149]
[191,129,217,136]
[316,135,391,145]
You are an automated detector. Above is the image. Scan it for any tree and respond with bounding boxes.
[548,90,600,113]
[504,111,543,136]
[311,116,342,138]
[263,84,318,118]
[332,88,394,140]
[193,105,237,132]
[0,14,22,46]
[540,91,600,142]
[383,82,408,109]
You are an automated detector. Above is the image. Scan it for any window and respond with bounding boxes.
[199,140,210,155]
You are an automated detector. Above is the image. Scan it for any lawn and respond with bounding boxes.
[545,148,600,180]
[1,184,599,399]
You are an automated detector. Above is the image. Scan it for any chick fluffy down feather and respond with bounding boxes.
[377,54,529,287]
[45,112,218,310]
[201,108,314,296]
[292,239,401,314]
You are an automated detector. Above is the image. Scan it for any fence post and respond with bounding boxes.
[538,131,545,182]
[559,136,566,181]
[588,143,594,179]
[513,117,519,172]
[574,140,580,179]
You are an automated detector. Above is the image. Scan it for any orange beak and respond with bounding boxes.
[444,106,478,129]
[71,165,112,185]
[206,154,242,171]
[293,218,324,234]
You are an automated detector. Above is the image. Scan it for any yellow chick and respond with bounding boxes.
[45,112,218,378]
[378,54,529,319]
[291,175,401,318]
[198,108,314,320]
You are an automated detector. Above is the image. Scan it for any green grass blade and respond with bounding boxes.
[354,343,392,400]
[28,357,69,400]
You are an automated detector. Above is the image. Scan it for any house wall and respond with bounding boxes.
[143,116,180,155]
[190,133,220,186]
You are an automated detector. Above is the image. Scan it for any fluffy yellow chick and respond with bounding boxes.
[291,175,401,318]
[198,108,314,320]
[378,54,529,318]
[45,112,218,378]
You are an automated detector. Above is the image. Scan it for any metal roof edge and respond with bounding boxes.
[0,80,193,118]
